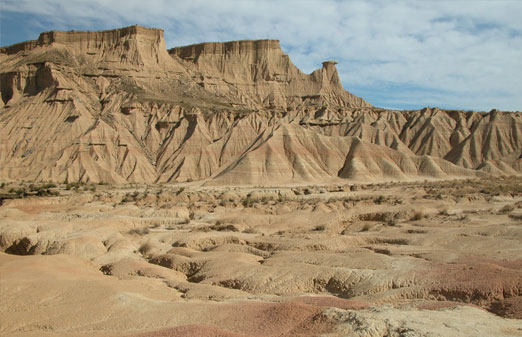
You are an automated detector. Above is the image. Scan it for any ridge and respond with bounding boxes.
[170,39,370,108]
[170,39,282,59]
[1,25,163,55]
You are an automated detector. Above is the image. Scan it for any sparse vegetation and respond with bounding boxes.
[500,204,515,213]
[456,214,469,221]
[374,195,386,205]
[313,224,325,231]
[122,190,140,203]
[128,227,150,235]
[66,181,85,190]
[411,210,425,221]
[242,196,254,208]
[386,218,398,226]
[8,187,27,198]
[138,242,153,255]
[242,227,258,234]
[177,218,190,225]
[439,208,450,216]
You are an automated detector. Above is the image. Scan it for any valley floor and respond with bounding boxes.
[0,177,521,336]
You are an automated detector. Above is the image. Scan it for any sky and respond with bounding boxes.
[1,0,521,111]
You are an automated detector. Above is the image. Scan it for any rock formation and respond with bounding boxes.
[0,25,520,184]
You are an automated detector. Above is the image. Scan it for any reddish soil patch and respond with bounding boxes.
[489,296,522,319]
[425,256,522,318]
[128,301,334,337]
[129,325,252,337]
[226,301,333,337]
[287,296,368,310]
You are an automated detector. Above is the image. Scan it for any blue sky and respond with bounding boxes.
[1,0,521,111]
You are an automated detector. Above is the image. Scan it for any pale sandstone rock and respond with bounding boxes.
[1,26,520,184]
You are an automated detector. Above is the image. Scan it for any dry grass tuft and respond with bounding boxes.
[138,242,153,255]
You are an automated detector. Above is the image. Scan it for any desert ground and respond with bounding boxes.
[1,177,521,337]
[1,25,521,337]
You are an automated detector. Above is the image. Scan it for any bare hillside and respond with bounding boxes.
[1,25,520,184]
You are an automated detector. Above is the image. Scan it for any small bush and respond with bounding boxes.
[66,182,84,190]
[411,211,424,221]
[138,242,153,255]
[500,204,515,213]
[128,227,150,235]
[374,195,386,205]
[122,191,139,203]
[243,227,258,234]
[313,224,326,231]
[8,188,26,197]
[386,218,398,226]
[439,208,450,216]
[242,196,254,208]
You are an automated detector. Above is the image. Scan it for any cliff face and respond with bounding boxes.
[170,40,370,109]
[0,26,520,184]
[1,26,171,68]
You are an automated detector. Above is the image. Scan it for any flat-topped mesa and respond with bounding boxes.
[170,40,370,108]
[38,25,163,48]
[1,25,173,69]
[171,39,282,60]
[0,40,39,56]
[169,39,293,83]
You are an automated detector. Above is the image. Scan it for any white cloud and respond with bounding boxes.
[2,0,521,110]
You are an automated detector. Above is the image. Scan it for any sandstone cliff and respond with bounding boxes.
[169,41,370,109]
[0,25,520,184]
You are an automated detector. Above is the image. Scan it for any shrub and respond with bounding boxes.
[386,218,398,226]
[439,208,450,216]
[242,196,254,208]
[243,227,258,234]
[138,242,153,255]
[374,195,386,205]
[411,211,424,221]
[128,227,150,235]
[66,182,84,190]
[500,204,515,213]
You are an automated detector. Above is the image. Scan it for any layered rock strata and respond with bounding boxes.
[0,25,520,184]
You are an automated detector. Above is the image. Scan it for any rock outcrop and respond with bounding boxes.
[0,25,520,184]
[169,41,370,109]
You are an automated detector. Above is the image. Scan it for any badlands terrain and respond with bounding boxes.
[1,178,522,336]
[0,25,521,336]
